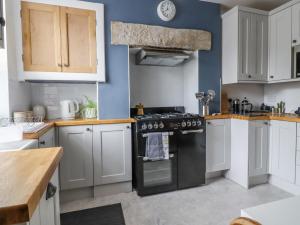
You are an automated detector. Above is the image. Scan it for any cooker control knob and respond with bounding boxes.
[187,121,192,127]
[141,123,147,130]
[181,121,187,128]
[159,122,164,129]
[197,120,202,126]
[154,122,159,129]
[192,120,197,126]
[148,123,153,130]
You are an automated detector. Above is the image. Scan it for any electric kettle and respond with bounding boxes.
[60,100,79,120]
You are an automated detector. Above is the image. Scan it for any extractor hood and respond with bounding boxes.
[135,48,192,67]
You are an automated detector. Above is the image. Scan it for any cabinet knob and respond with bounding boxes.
[46,182,57,200]
[264,122,269,125]
[86,128,92,132]
[270,75,274,79]
[126,126,131,129]
[39,141,46,145]
[248,74,252,78]
[293,40,297,44]
[0,17,5,26]
[207,121,211,125]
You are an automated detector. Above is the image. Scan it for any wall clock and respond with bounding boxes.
[157,0,176,22]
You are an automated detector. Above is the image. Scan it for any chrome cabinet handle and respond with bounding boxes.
[181,129,204,135]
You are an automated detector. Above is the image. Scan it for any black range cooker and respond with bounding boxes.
[132,107,206,196]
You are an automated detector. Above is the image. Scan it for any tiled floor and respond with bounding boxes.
[61,178,292,225]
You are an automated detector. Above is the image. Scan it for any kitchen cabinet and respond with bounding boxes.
[206,119,231,172]
[93,124,132,185]
[222,6,268,84]
[248,121,269,177]
[38,128,55,148]
[292,2,300,46]
[21,2,61,72]
[0,0,4,49]
[16,0,105,82]
[26,169,60,225]
[269,7,292,81]
[269,120,296,183]
[59,125,93,190]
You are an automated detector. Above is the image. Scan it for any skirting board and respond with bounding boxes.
[248,175,269,188]
[60,181,132,203]
[269,175,300,195]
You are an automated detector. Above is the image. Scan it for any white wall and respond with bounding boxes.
[31,83,97,119]
[264,82,300,113]
[222,84,265,109]
[129,51,199,113]
[183,52,199,114]
[129,54,184,108]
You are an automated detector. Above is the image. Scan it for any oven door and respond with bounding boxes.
[135,132,178,196]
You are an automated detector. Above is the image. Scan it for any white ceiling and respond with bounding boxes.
[201,0,291,11]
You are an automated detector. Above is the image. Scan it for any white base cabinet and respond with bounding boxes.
[269,120,296,183]
[93,124,132,185]
[26,169,60,225]
[206,119,231,172]
[225,119,269,188]
[249,121,269,177]
[59,123,132,191]
[39,128,56,148]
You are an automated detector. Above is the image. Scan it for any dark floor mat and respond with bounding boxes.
[61,203,126,225]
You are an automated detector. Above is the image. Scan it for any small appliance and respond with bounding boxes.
[60,100,79,120]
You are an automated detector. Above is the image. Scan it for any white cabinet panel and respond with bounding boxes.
[269,121,296,183]
[249,121,269,177]
[39,128,55,148]
[238,11,253,81]
[206,119,231,172]
[93,124,132,185]
[269,8,292,81]
[292,2,300,46]
[253,14,268,81]
[59,126,93,190]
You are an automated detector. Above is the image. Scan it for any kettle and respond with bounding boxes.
[60,100,79,120]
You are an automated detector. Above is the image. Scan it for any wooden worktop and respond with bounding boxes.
[205,113,300,122]
[52,118,136,126]
[23,118,136,139]
[0,148,63,225]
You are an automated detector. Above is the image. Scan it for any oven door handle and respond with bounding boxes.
[180,129,204,135]
[138,154,175,161]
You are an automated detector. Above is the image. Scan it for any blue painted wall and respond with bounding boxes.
[85,0,221,119]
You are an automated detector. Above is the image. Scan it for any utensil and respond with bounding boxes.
[60,100,79,120]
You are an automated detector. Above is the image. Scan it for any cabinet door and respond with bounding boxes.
[93,124,132,185]
[60,7,96,73]
[292,3,300,46]
[269,8,292,81]
[238,11,253,81]
[59,126,93,190]
[270,121,296,183]
[206,119,231,172]
[21,2,62,72]
[39,128,55,148]
[253,14,268,81]
[249,121,269,177]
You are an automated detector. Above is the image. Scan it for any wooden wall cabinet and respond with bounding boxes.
[15,0,105,82]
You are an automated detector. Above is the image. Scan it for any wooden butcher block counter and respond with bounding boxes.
[0,147,63,225]
[205,113,300,122]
